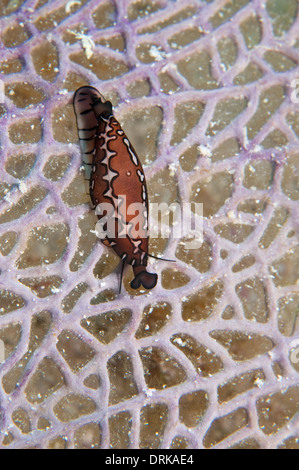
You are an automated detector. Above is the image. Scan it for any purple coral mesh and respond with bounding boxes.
[0,0,299,449]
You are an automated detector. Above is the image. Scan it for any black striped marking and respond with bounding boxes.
[78,126,97,132]
[79,136,95,141]
[80,109,94,115]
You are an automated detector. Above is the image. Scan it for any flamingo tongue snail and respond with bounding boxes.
[73,86,158,291]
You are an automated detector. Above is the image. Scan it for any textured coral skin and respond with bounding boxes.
[0,0,298,449]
